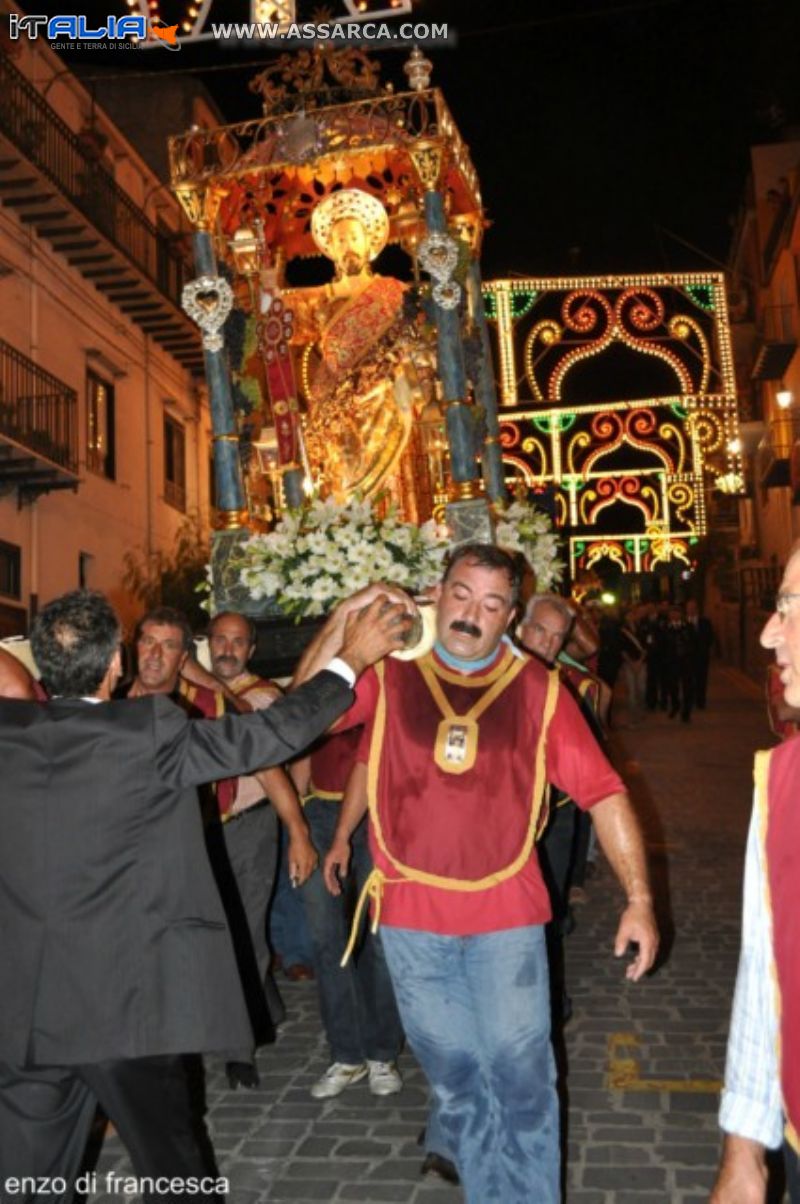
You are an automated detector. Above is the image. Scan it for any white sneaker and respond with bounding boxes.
[367,1059,403,1096]
[310,1061,368,1099]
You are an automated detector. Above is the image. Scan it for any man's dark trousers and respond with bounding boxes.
[0,1057,221,1203]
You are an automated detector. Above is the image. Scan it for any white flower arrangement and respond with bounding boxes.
[236,497,451,618]
[494,500,565,592]
[230,496,564,618]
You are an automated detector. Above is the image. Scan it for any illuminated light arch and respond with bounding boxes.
[577,411,679,478]
[585,541,632,572]
[580,477,658,526]
[483,272,743,573]
[647,539,690,569]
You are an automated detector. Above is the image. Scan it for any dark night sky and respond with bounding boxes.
[30,0,800,278]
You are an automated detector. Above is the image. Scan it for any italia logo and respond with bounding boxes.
[7,13,182,48]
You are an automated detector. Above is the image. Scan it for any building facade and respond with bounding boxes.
[0,6,216,634]
[727,134,800,674]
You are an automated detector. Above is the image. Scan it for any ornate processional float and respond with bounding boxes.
[169,43,527,643]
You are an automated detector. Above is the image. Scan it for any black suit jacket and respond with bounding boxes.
[0,670,351,1067]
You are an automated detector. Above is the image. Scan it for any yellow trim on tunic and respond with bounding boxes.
[418,651,528,776]
[309,786,345,801]
[340,657,560,966]
[421,644,520,688]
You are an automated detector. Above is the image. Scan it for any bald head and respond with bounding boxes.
[0,646,37,700]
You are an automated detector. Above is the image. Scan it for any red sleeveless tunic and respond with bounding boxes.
[760,740,800,1150]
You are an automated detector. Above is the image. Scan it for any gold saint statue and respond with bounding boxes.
[293,189,435,507]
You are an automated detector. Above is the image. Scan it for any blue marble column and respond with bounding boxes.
[422,191,491,544]
[423,191,476,485]
[192,230,248,524]
[466,260,507,504]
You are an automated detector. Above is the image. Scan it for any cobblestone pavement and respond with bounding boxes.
[93,664,772,1203]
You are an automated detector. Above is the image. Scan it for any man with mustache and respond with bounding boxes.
[296,542,658,1204]
[712,541,800,1204]
[207,612,317,1051]
[121,608,312,1089]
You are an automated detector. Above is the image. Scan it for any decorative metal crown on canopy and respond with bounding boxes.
[310,187,389,260]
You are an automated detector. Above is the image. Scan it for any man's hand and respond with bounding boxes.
[709,1135,768,1203]
[292,583,417,688]
[334,583,414,624]
[322,837,352,896]
[614,899,659,981]
[590,790,658,981]
[287,827,318,886]
[338,595,415,678]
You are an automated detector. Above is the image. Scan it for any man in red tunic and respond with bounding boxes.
[120,608,314,1089]
[295,544,658,1204]
[713,542,800,1204]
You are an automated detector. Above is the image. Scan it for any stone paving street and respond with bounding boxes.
[93,664,774,1202]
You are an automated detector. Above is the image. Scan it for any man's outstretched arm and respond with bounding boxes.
[157,596,410,787]
[590,791,658,981]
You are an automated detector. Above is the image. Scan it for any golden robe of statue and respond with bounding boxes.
[293,189,435,506]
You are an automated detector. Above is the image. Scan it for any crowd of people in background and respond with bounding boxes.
[593,596,715,727]
[0,564,734,1201]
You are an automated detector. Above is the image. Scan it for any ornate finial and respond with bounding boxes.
[249,44,383,115]
[403,46,432,91]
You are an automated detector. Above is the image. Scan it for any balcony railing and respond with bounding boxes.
[759,304,797,343]
[762,190,792,275]
[0,337,78,473]
[0,50,186,306]
[752,304,798,381]
[767,411,800,459]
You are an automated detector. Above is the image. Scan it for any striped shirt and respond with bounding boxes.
[718,798,783,1149]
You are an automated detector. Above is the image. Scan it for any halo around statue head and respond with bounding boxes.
[311,188,390,262]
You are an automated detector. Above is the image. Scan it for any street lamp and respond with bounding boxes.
[777,388,793,409]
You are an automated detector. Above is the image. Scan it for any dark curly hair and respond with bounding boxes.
[31,589,120,698]
[133,607,194,652]
[442,542,524,606]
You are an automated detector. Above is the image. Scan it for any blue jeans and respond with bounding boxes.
[300,798,403,1065]
[382,925,559,1204]
[269,820,315,968]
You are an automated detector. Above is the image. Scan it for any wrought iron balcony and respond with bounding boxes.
[751,304,797,381]
[0,50,203,375]
[0,337,79,500]
[756,412,800,489]
[762,189,793,278]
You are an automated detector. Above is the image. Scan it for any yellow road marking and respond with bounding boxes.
[607,1033,721,1093]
